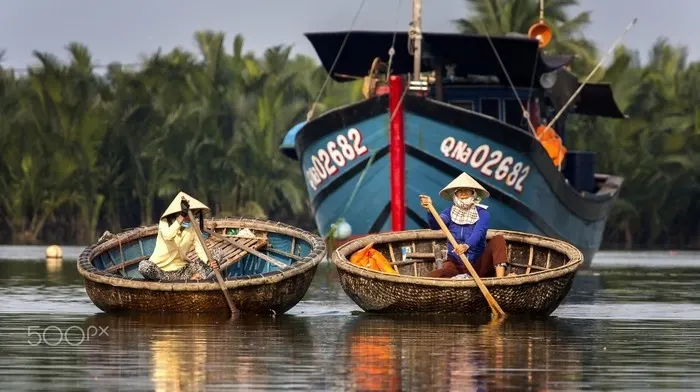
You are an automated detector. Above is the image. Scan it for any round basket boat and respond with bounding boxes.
[77,217,326,315]
[331,229,583,316]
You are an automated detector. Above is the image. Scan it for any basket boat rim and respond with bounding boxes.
[331,228,583,287]
[77,216,326,291]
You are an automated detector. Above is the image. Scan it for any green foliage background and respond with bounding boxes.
[1,0,698,249]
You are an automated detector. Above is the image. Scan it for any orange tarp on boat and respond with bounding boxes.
[535,125,567,169]
[350,243,398,275]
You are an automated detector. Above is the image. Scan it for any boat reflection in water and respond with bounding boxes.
[341,314,582,391]
[82,313,314,391]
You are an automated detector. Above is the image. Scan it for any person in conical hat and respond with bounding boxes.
[138,191,222,281]
[419,172,508,279]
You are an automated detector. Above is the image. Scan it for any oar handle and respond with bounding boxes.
[187,208,239,318]
[423,198,505,317]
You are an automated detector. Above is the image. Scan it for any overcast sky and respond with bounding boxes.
[0,0,697,70]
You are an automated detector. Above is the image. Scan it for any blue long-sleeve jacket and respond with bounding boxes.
[426,206,490,266]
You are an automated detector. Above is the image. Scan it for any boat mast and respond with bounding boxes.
[411,0,422,80]
[389,0,423,233]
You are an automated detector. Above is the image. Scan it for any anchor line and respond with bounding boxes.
[306,0,368,121]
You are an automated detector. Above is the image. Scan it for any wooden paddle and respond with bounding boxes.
[422,196,505,317]
[186,208,239,319]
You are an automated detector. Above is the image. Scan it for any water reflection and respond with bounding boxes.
[341,314,582,391]
[3,254,700,390]
[45,257,64,282]
[83,313,314,391]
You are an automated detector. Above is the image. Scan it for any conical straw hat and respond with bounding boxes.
[161,191,210,218]
[438,172,490,201]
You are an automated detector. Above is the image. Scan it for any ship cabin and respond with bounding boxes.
[289,31,627,194]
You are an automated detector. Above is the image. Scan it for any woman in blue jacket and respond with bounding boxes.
[420,172,508,279]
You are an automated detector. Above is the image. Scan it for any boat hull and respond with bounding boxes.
[82,266,319,314]
[331,229,583,316]
[77,217,326,315]
[286,95,621,267]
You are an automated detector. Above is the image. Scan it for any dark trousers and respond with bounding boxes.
[427,235,507,278]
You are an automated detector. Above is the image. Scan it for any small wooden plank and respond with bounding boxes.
[265,247,302,261]
[545,250,551,269]
[411,241,417,277]
[105,255,149,274]
[388,244,400,273]
[187,235,268,269]
[290,237,296,256]
[507,261,548,271]
[207,231,287,271]
[118,238,126,263]
[390,259,434,267]
[107,248,118,269]
[207,237,269,277]
[217,238,263,263]
[406,252,434,259]
[525,245,534,275]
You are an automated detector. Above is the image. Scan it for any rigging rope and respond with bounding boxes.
[544,17,638,131]
[479,25,538,136]
[385,0,403,79]
[306,0,368,121]
[524,46,540,125]
[325,80,411,244]
[330,0,405,234]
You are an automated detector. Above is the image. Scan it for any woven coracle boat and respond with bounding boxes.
[331,229,583,316]
[77,217,326,314]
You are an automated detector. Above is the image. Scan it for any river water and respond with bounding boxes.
[1,247,699,391]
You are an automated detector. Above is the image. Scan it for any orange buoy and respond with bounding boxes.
[528,21,552,48]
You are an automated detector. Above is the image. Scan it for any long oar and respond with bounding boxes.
[423,198,505,317]
[187,209,239,319]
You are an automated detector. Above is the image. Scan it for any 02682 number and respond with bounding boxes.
[305,128,369,191]
[440,137,531,192]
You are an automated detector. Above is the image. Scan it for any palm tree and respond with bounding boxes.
[453,0,598,74]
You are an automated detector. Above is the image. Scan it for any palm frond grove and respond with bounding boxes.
[1,1,699,249]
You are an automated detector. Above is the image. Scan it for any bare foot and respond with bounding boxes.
[191,273,202,280]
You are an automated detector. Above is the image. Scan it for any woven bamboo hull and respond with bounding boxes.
[77,217,326,315]
[83,265,319,314]
[331,229,583,316]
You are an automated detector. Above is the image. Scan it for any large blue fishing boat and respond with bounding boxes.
[280,6,626,267]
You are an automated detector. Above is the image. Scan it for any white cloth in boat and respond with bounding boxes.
[148,218,209,272]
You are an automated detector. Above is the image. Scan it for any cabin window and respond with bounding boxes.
[452,100,474,111]
[480,99,500,119]
[504,99,524,128]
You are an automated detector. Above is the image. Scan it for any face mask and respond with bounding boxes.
[181,221,192,228]
[453,192,477,209]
